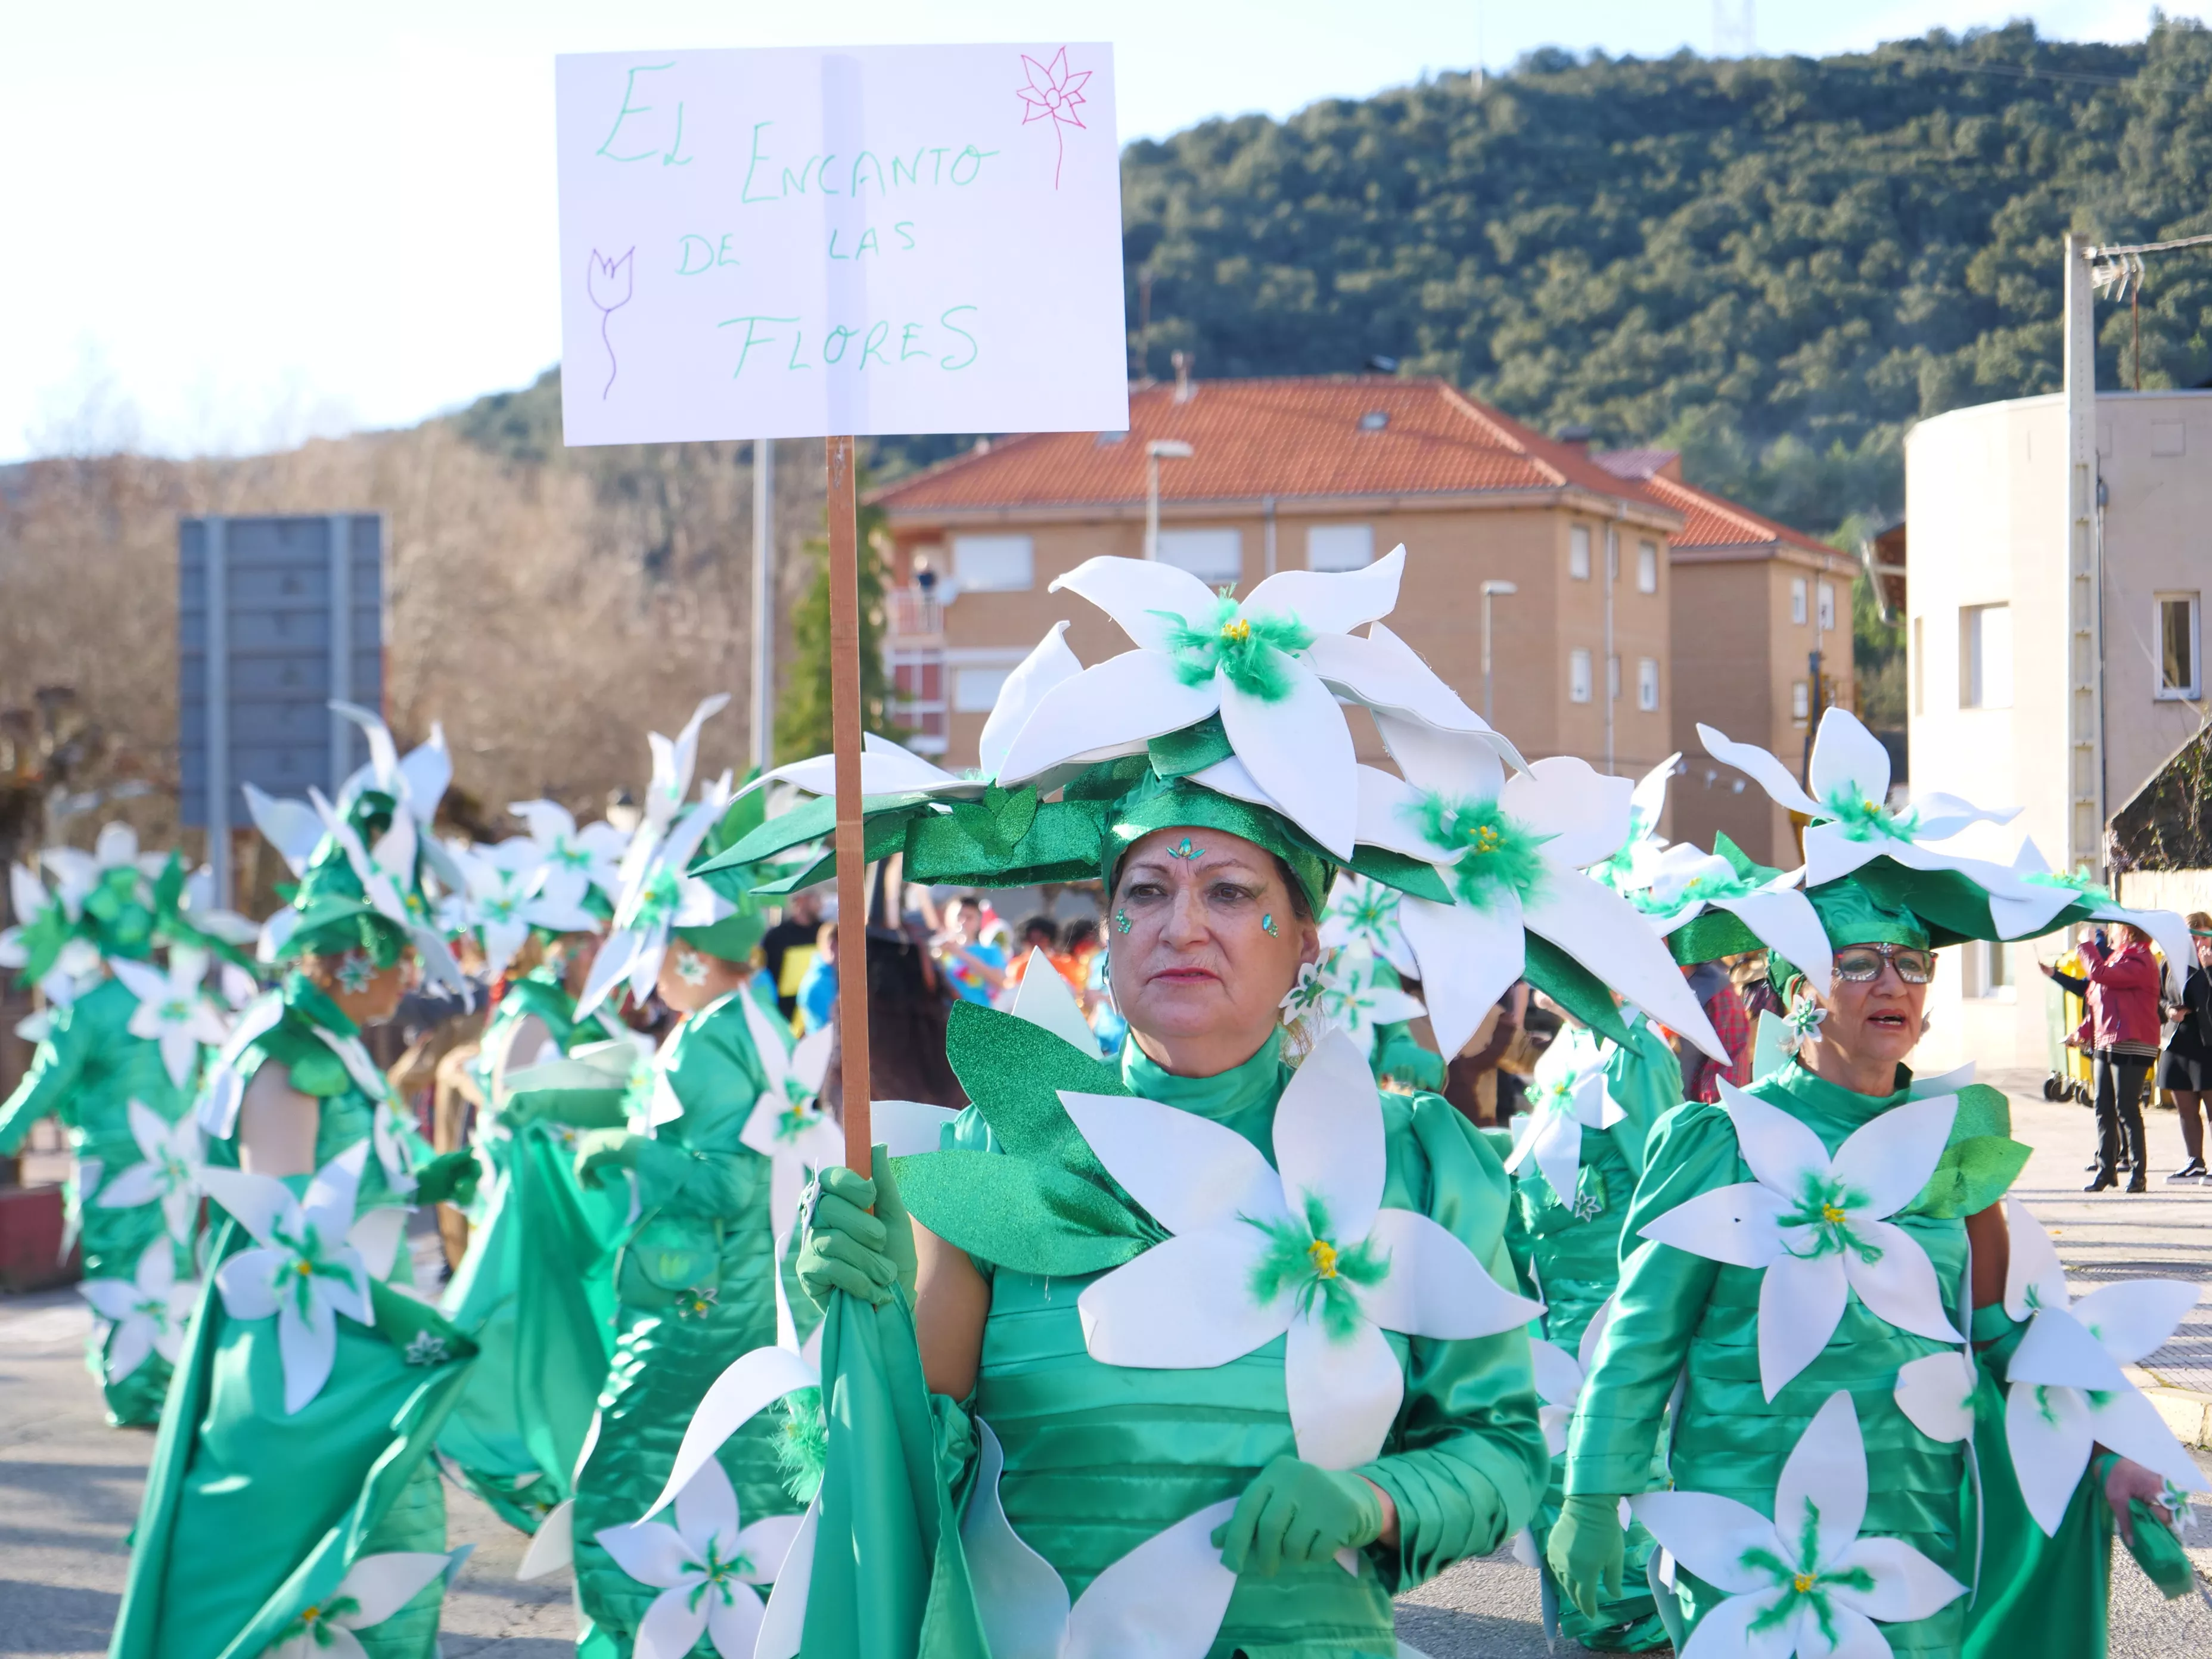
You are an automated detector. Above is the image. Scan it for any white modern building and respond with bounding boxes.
[1906,384,2210,1074]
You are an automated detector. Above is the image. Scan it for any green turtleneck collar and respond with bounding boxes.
[1122,1030,1290,1161]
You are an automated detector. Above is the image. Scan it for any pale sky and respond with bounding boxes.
[2,1,2191,460]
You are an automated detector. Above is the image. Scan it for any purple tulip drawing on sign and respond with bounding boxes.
[587,247,635,399]
[1015,47,1091,189]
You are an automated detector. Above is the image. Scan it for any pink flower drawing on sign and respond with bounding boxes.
[588,247,635,399]
[1015,48,1091,189]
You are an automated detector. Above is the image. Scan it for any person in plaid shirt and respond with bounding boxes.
[1676,959,1752,1102]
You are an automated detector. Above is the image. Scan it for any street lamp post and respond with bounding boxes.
[1481,579,1517,725]
[1145,439,1193,560]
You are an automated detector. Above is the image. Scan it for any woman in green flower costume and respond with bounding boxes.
[0,831,237,1427]
[110,780,482,1659]
[1551,709,2189,1657]
[698,551,1734,1659]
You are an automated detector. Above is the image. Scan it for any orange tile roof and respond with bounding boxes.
[1594,449,1835,557]
[871,377,1669,514]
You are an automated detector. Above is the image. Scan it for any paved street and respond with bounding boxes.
[2,1079,2209,1657]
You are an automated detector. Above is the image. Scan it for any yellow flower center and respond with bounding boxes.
[1307,1239,1340,1279]
[1472,825,1502,853]
[295,1260,314,1276]
[303,1606,321,1623]
[1820,1203,1848,1226]
[1792,1572,1816,1595]
[1220,617,1251,643]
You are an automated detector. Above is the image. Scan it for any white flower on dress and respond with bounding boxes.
[1505,1022,1623,1208]
[78,1237,196,1382]
[734,991,840,1251]
[201,1143,378,1413]
[1998,1199,2207,1534]
[1276,943,1426,1057]
[1319,873,1416,979]
[1636,1079,1962,1399]
[265,1551,460,1659]
[110,947,229,1089]
[94,1098,206,1246]
[1632,1390,1967,1659]
[594,1454,806,1659]
[305,782,469,997]
[1350,727,1729,1062]
[509,799,630,908]
[1891,1351,1979,1446]
[1063,1027,1543,1468]
[459,840,599,978]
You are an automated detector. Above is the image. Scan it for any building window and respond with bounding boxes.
[1912,616,1924,716]
[952,666,1012,713]
[1570,525,1591,580]
[1157,527,1242,583]
[1636,540,1658,594]
[1961,603,2013,709]
[2158,593,2201,699]
[1792,679,1810,723]
[1818,580,1836,631]
[1569,648,1593,703]
[1970,939,2015,1001]
[1791,577,1808,626]
[1307,523,1374,572]
[950,533,1033,592]
[1638,657,1660,712]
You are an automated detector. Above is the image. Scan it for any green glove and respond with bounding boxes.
[411,1148,481,1208]
[573,1127,644,1189]
[1213,1456,1385,1577]
[1546,1492,1626,1621]
[794,1149,916,1308]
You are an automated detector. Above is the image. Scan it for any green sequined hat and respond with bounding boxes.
[272,788,417,967]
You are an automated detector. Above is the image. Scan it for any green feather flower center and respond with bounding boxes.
[1410,794,1552,912]
[1158,596,1316,702]
[1778,1175,1884,1265]
[1822,785,1918,844]
[1246,1193,1388,1341]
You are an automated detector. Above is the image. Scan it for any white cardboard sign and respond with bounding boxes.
[554,44,1130,446]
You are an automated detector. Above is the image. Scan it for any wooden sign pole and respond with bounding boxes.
[825,435,873,1173]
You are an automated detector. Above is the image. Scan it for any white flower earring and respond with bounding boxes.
[1779,985,1827,1057]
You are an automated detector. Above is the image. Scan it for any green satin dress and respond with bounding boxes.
[439,971,632,1531]
[1564,1061,2024,1658]
[901,1015,1551,1659]
[1503,1017,1680,1652]
[571,986,799,1659]
[0,975,204,1425]
[110,974,476,1659]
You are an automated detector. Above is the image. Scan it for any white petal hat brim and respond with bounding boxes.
[1049,555,1220,650]
[1396,892,1525,1061]
[995,650,1220,786]
[1216,660,1358,858]
[1241,544,1404,635]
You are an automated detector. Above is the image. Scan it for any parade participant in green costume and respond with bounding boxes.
[438,832,631,1534]
[697,549,1733,1658]
[1553,709,2180,1657]
[1,832,233,1426]
[548,706,810,1659]
[110,778,481,1659]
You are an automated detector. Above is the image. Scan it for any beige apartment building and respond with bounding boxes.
[1594,451,1860,868]
[871,375,1686,790]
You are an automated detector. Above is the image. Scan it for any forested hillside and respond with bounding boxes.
[1119,19,2212,536]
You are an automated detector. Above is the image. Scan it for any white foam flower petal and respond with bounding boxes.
[1396,892,1526,1062]
[995,649,1222,786]
[1353,1207,1542,1340]
[1502,757,1632,872]
[1049,555,1220,650]
[2002,1197,2070,1320]
[1680,1589,1801,1659]
[1806,1605,1898,1659]
[1521,870,1727,1060]
[595,1519,698,1590]
[2003,1381,2096,1535]
[1061,1498,1241,1659]
[1637,1180,1792,1269]
[672,1446,742,1548]
[1217,658,1358,858]
[1242,545,1404,635]
[734,1514,806,1585]
[1374,710,1508,805]
[276,1292,339,1414]
[753,1500,818,1659]
[1059,1092,1287,1237]
[309,1630,369,1659]
[1806,707,1894,808]
[1825,1534,1968,1626]
[2086,1385,2212,1495]
[1627,1490,1778,1596]
[1714,1083,1831,1195]
[1507,1104,1585,1205]
[2068,1279,2201,1366]
[337,1552,455,1627]
[1528,1338,1583,1409]
[1840,1220,1961,1344]
[1710,888,1835,996]
[1775,1389,1868,1571]
[1893,1352,1978,1444]
[79,1273,147,1323]
[213,1247,284,1321]
[1075,1226,1289,1369]
[963,1421,1073,1659]
[1285,1307,1402,1470]
[1009,948,1099,1052]
[1757,1248,1850,1398]
[647,1346,820,1520]
[1270,1029,1385,1246]
[978,623,1083,782]
[634,1583,712,1659]
[1798,824,1889,890]
[703,1583,766,1659]
[2008,1306,2129,1392]
[1351,767,1444,862]
[1699,722,1823,818]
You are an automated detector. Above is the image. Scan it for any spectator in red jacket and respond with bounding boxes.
[2043,923,2163,1193]
[1677,959,1753,1102]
